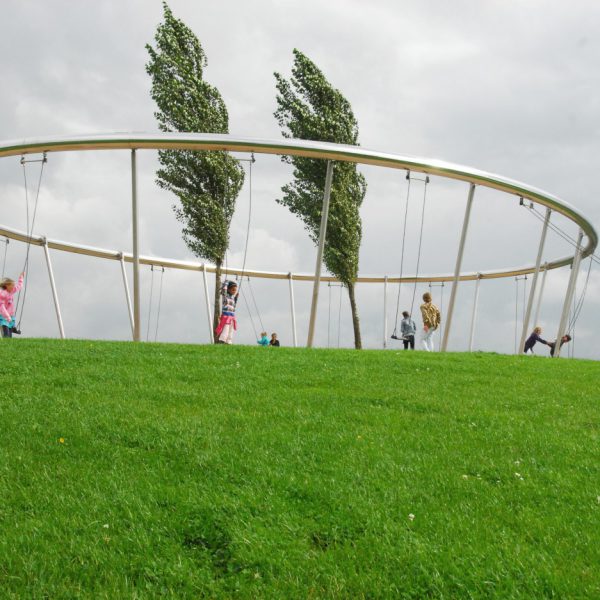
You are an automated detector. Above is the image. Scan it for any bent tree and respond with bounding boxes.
[274,49,367,349]
[146,2,244,336]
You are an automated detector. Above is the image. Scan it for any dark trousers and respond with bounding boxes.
[403,335,415,350]
[1,325,12,338]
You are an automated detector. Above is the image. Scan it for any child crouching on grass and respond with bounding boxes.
[0,272,24,338]
[215,280,239,344]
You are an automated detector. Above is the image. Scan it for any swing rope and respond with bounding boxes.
[237,153,255,292]
[392,173,411,336]
[16,153,47,329]
[567,256,593,333]
[239,287,259,340]
[409,176,429,318]
[523,203,600,266]
[246,276,265,332]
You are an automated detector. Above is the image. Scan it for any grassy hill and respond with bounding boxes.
[0,339,598,598]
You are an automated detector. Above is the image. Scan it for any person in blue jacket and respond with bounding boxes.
[523,326,550,354]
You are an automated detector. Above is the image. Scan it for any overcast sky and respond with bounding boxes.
[0,0,598,358]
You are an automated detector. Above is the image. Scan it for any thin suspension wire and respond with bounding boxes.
[146,266,155,342]
[524,205,595,335]
[568,257,593,331]
[154,267,165,342]
[247,276,265,332]
[16,154,46,327]
[239,287,258,340]
[569,301,575,358]
[525,205,600,266]
[393,174,411,333]
[409,177,429,317]
[238,154,254,291]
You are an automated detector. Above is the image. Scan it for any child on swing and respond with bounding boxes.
[0,272,25,338]
[215,280,239,344]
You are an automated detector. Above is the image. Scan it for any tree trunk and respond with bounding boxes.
[347,281,362,350]
[213,258,222,342]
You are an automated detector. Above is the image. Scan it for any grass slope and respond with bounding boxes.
[0,339,598,598]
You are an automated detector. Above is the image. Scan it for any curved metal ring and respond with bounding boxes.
[0,132,596,282]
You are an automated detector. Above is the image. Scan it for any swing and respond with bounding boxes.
[146,265,165,342]
[12,153,47,335]
[391,171,429,340]
[234,153,269,342]
[220,153,267,343]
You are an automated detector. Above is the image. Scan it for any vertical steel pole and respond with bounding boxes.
[202,264,214,343]
[532,262,548,328]
[131,149,141,342]
[383,275,388,349]
[307,160,334,348]
[119,253,134,339]
[468,275,481,352]
[519,208,551,353]
[441,183,476,352]
[288,272,298,348]
[42,240,65,339]
[554,230,584,357]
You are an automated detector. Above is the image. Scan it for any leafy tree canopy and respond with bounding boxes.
[146,1,243,265]
[274,49,366,285]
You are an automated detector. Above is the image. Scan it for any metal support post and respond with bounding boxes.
[468,275,481,352]
[202,264,214,343]
[519,207,551,353]
[288,272,297,348]
[532,262,548,327]
[441,183,476,352]
[131,149,141,341]
[42,239,65,339]
[554,230,584,357]
[383,275,388,349]
[307,160,334,347]
[119,253,134,339]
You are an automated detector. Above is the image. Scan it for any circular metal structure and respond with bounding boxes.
[0,132,596,283]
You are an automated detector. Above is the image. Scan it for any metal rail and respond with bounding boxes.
[0,133,597,352]
[0,221,591,284]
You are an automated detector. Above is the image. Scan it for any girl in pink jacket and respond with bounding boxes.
[0,272,24,338]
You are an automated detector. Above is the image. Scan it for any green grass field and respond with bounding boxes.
[0,339,598,598]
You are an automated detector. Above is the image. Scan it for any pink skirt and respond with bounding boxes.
[215,314,237,336]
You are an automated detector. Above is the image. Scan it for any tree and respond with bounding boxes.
[146,2,244,336]
[274,49,367,349]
